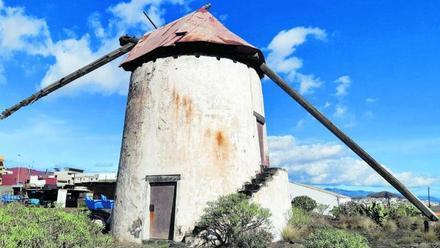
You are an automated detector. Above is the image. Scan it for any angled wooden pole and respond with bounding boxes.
[0,36,139,120]
[259,62,438,221]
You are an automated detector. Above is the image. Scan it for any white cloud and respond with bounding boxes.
[0,64,5,84]
[295,119,305,128]
[332,76,355,126]
[108,0,189,34]
[334,104,347,118]
[296,73,322,95]
[0,0,189,95]
[40,36,130,95]
[366,97,378,103]
[334,75,351,96]
[267,26,326,94]
[41,0,188,96]
[88,13,106,39]
[268,135,438,187]
[0,4,52,57]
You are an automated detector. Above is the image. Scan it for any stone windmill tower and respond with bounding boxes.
[111,6,291,242]
[2,3,437,245]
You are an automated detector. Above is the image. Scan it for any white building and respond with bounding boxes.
[288,182,351,215]
[53,168,84,186]
[73,172,117,184]
[55,168,117,186]
[28,175,56,188]
[112,7,291,243]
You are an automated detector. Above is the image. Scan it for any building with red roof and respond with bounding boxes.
[2,167,48,186]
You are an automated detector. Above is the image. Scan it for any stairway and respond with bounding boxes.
[238,167,280,197]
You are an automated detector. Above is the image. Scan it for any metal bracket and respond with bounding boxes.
[253,111,265,124]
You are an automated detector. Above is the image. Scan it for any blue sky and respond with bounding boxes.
[0,0,439,196]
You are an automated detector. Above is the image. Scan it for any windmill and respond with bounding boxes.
[0,3,437,242]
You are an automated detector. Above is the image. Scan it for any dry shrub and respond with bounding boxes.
[282,225,309,242]
[397,235,417,245]
[434,223,440,239]
[383,219,397,232]
[338,215,377,230]
[396,216,424,230]
[308,213,331,229]
[424,230,437,242]
[413,217,426,231]
[397,217,412,229]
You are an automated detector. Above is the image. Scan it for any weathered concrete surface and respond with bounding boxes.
[112,55,268,243]
[288,182,351,215]
[252,169,291,241]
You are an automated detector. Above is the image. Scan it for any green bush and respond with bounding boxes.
[288,207,311,227]
[364,202,388,225]
[0,203,113,248]
[292,196,317,212]
[332,202,422,227]
[195,193,273,247]
[331,202,390,225]
[305,228,369,248]
[331,202,367,218]
[388,203,419,219]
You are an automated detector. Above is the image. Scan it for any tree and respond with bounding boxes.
[292,195,317,212]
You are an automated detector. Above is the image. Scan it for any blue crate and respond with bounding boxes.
[84,195,113,210]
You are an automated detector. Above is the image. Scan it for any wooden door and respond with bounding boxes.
[149,182,176,240]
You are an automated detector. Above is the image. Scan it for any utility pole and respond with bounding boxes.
[428,186,431,208]
[16,154,21,186]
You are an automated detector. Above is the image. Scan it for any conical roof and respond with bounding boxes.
[120,6,264,72]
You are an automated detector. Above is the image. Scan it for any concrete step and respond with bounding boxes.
[237,167,280,197]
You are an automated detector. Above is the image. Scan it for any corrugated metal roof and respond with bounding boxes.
[121,6,264,71]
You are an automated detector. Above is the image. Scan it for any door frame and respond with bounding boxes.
[144,174,181,241]
[253,111,268,167]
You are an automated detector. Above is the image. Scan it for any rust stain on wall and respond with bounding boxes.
[213,130,231,177]
[181,96,193,123]
[203,129,231,161]
[171,87,193,123]
[215,131,225,147]
[172,87,180,112]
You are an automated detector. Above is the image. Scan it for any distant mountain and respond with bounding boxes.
[324,188,373,198]
[419,195,440,203]
[367,191,402,199]
[325,188,440,203]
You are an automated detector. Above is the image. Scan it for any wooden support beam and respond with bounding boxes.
[0,36,139,120]
[259,62,439,221]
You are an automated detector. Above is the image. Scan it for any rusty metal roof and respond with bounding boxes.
[120,7,264,71]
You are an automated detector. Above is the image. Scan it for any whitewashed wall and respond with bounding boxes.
[288,183,351,215]
[112,55,269,243]
[252,169,291,240]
